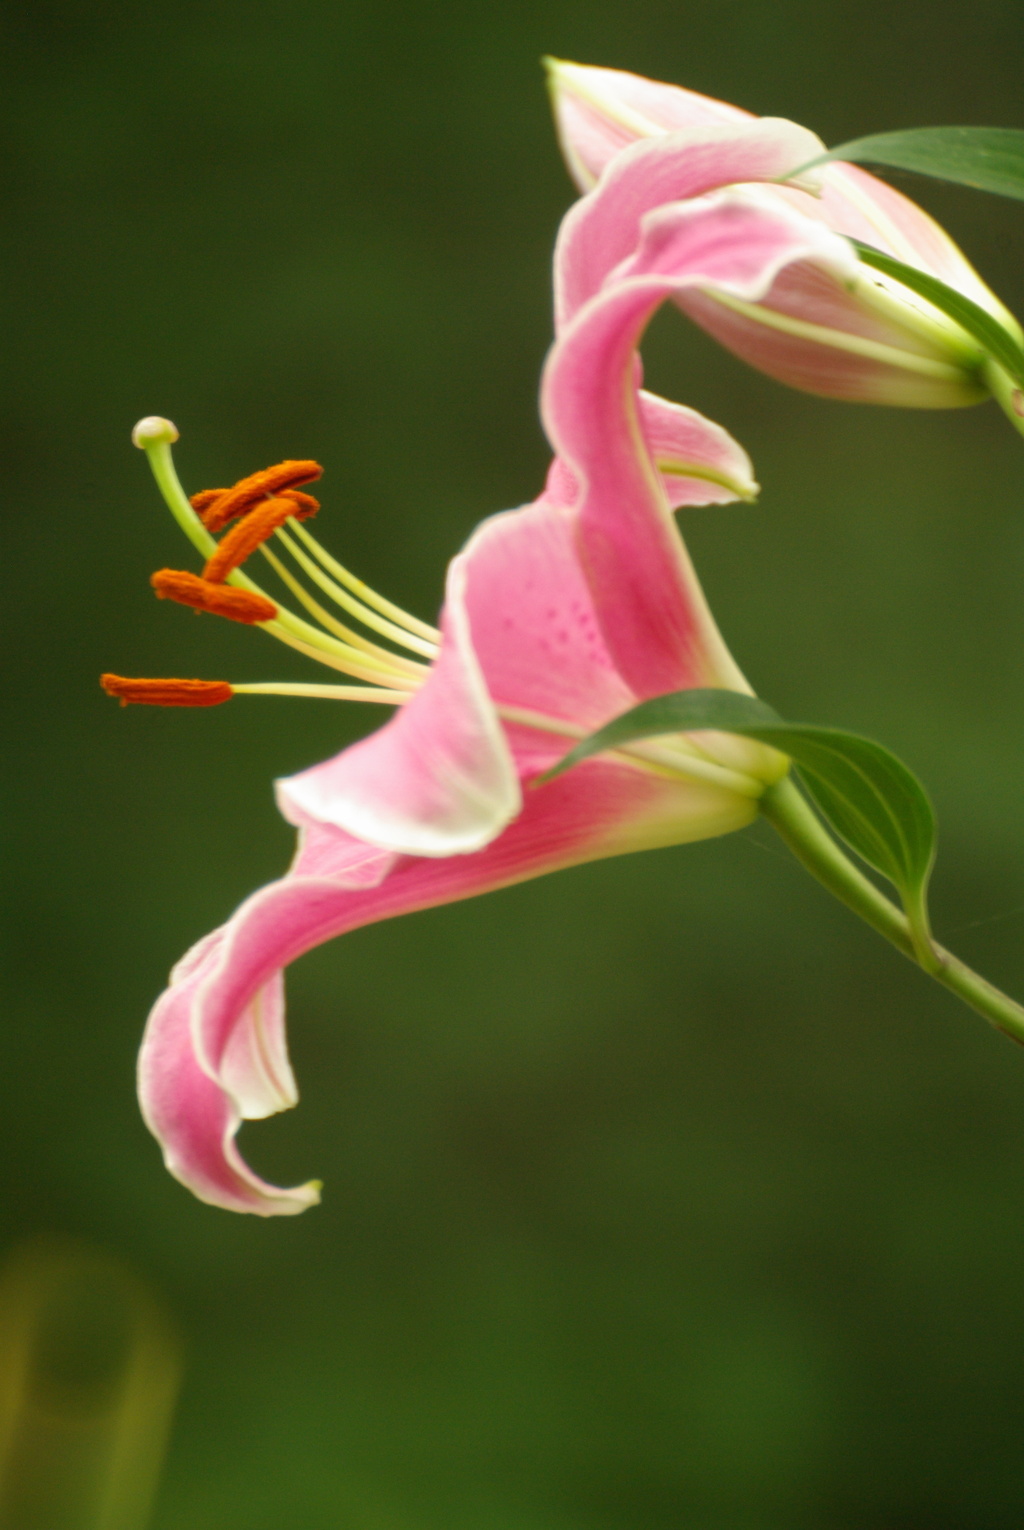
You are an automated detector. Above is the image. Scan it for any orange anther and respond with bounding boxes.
[280,489,320,519]
[193,460,323,532]
[150,569,278,624]
[203,496,307,583]
[190,488,228,516]
[101,675,234,707]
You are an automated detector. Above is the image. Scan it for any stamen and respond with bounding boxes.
[203,497,305,583]
[260,624,422,687]
[273,525,440,659]
[195,461,323,532]
[278,490,320,518]
[101,675,234,707]
[232,682,412,703]
[191,486,320,530]
[189,488,227,517]
[256,543,428,681]
[151,569,278,625]
[130,423,434,688]
[290,520,442,644]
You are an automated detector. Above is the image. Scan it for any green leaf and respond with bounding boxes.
[850,240,1024,385]
[544,690,937,942]
[793,126,1024,202]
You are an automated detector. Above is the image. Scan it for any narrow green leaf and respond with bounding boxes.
[792,126,1024,202]
[544,690,937,941]
[851,240,1024,385]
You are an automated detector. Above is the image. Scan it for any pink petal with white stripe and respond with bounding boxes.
[544,392,758,511]
[137,831,401,1215]
[138,934,319,1216]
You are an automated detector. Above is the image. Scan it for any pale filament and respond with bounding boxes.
[290,520,442,643]
[232,682,416,703]
[275,526,440,659]
[256,625,424,689]
[257,543,428,685]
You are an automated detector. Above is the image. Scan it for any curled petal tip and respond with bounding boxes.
[132,415,180,449]
[138,946,323,1217]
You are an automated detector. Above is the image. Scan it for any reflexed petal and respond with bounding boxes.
[543,188,856,697]
[138,933,320,1216]
[146,759,757,1214]
[276,557,520,858]
[555,119,826,330]
[216,970,294,1121]
[138,831,400,1216]
[639,390,758,506]
[544,398,758,511]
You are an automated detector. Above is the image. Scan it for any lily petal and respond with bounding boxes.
[548,58,1017,337]
[546,58,748,192]
[137,833,401,1215]
[276,464,750,860]
[143,755,758,1213]
[457,498,637,742]
[639,390,758,506]
[547,394,759,509]
[138,932,320,1216]
[276,557,520,858]
[554,118,827,330]
[543,188,857,698]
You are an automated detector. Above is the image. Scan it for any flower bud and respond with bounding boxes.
[545,59,1022,409]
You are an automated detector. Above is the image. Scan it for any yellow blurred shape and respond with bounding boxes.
[0,1239,181,1530]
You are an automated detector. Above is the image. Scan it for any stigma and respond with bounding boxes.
[102,419,439,709]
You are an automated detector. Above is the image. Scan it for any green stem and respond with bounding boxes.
[984,356,1024,441]
[760,776,1024,1046]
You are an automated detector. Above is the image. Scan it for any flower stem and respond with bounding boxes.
[759,776,1024,1045]
[983,357,1024,442]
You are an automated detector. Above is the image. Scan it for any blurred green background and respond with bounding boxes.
[5,0,1024,1525]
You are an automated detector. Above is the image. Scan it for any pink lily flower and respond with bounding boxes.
[117,191,858,1215]
[546,58,1021,408]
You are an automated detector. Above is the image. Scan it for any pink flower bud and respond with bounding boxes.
[546,59,1021,408]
